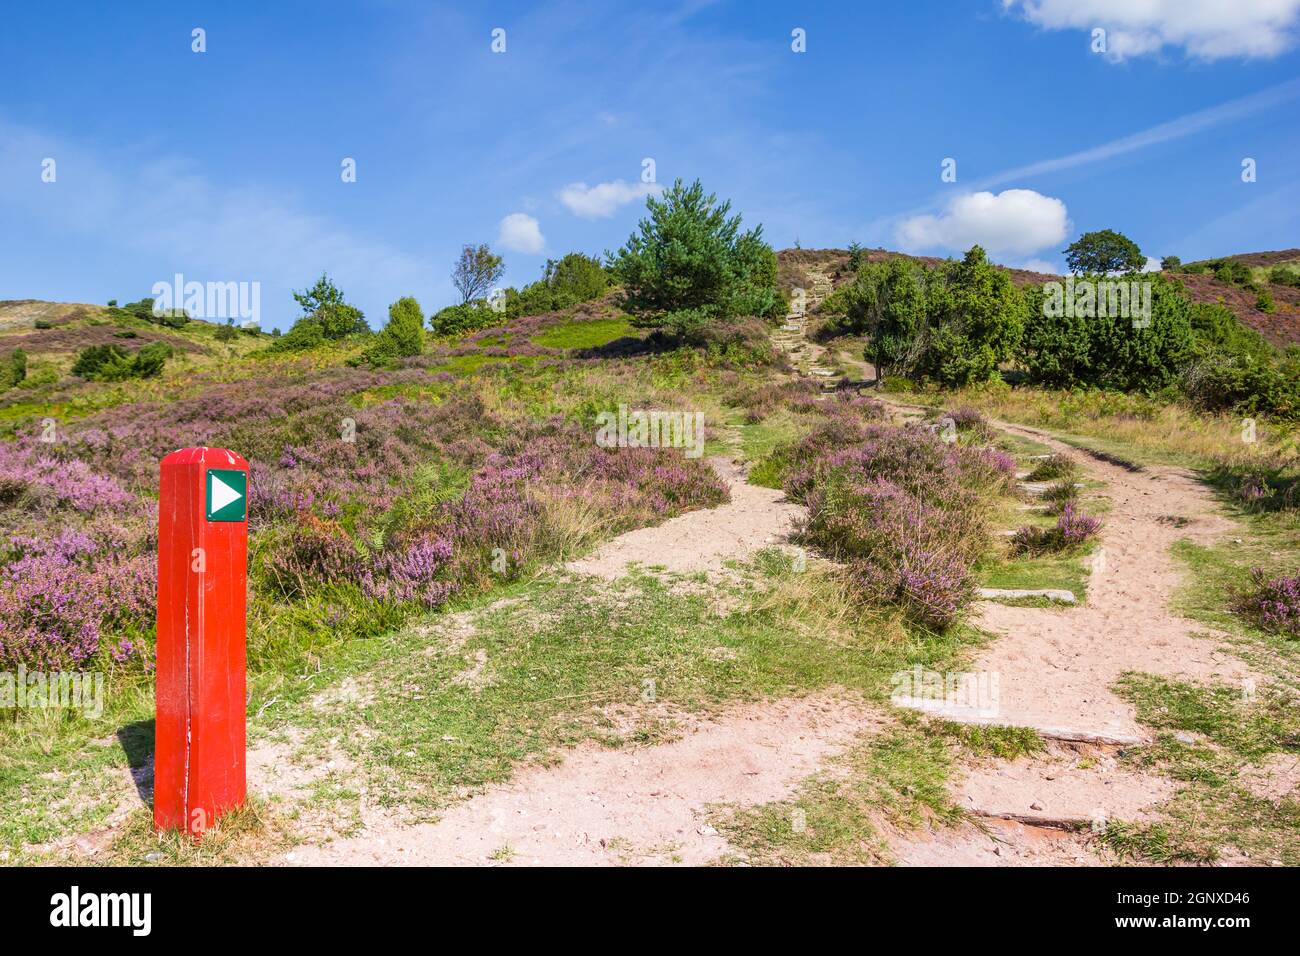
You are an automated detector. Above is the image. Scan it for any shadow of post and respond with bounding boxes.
[115,719,155,808]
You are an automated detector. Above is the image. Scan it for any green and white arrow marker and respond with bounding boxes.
[206,468,247,522]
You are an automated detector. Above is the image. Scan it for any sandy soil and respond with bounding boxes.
[282,694,878,867]
[892,817,1108,866]
[955,748,1174,826]
[566,457,803,579]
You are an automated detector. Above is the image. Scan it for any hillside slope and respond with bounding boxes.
[776,248,1300,347]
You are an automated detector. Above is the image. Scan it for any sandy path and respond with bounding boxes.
[952,421,1257,743]
[566,457,803,579]
[284,694,877,866]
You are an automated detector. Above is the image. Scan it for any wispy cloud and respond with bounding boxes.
[970,77,1300,191]
[863,78,1300,247]
[0,116,429,325]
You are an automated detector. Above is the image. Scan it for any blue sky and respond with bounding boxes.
[2,0,1298,331]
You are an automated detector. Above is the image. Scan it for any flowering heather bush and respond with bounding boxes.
[1216,462,1300,513]
[943,405,993,441]
[0,438,136,513]
[1,335,735,673]
[1040,478,1080,515]
[783,399,1012,628]
[362,533,455,608]
[803,475,976,629]
[1233,569,1300,637]
[1009,503,1103,556]
[258,420,728,608]
[727,378,823,423]
[0,528,154,670]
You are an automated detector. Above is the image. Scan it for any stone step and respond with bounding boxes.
[978,587,1077,604]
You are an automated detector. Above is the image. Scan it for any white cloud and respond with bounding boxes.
[895,189,1070,258]
[1004,0,1300,61]
[498,212,546,254]
[557,179,662,219]
[1143,256,1163,272]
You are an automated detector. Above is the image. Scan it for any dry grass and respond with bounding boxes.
[913,386,1297,469]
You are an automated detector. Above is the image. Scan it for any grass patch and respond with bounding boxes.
[1104,672,1300,865]
[531,317,635,350]
[925,719,1046,760]
[1170,510,1300,684]
[1114,673,1297,760]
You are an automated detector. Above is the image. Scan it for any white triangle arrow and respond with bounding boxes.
[210,473,243,513]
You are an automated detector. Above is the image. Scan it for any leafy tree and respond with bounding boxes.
[606,178,782,341]
[1064,229,1144,275]
[840,257,931,379]
[1160,255,1181,271]
[452,244,505,304]
[292,274,345,314]
[283,273,367,344]
[847,241,864,273]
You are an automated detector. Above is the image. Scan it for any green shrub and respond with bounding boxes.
[1256,289,1277,314]
[1182,350,1300,421]
[268,318,327,352]
[71,342,171,381]
[113,297,189,329]
[921,246,1026,387]
[1189,302,1270,359]
[499,253,611,319]
[1,349,26,389]
[1026,453,1078,482]
[1268,265,1300,289]
[364,296,425,363]
[606,178,782,342]
[430,301,499,337]
[1019,274,1195,392]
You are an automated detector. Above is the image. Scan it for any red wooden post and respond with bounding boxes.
[155,447,249,838]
